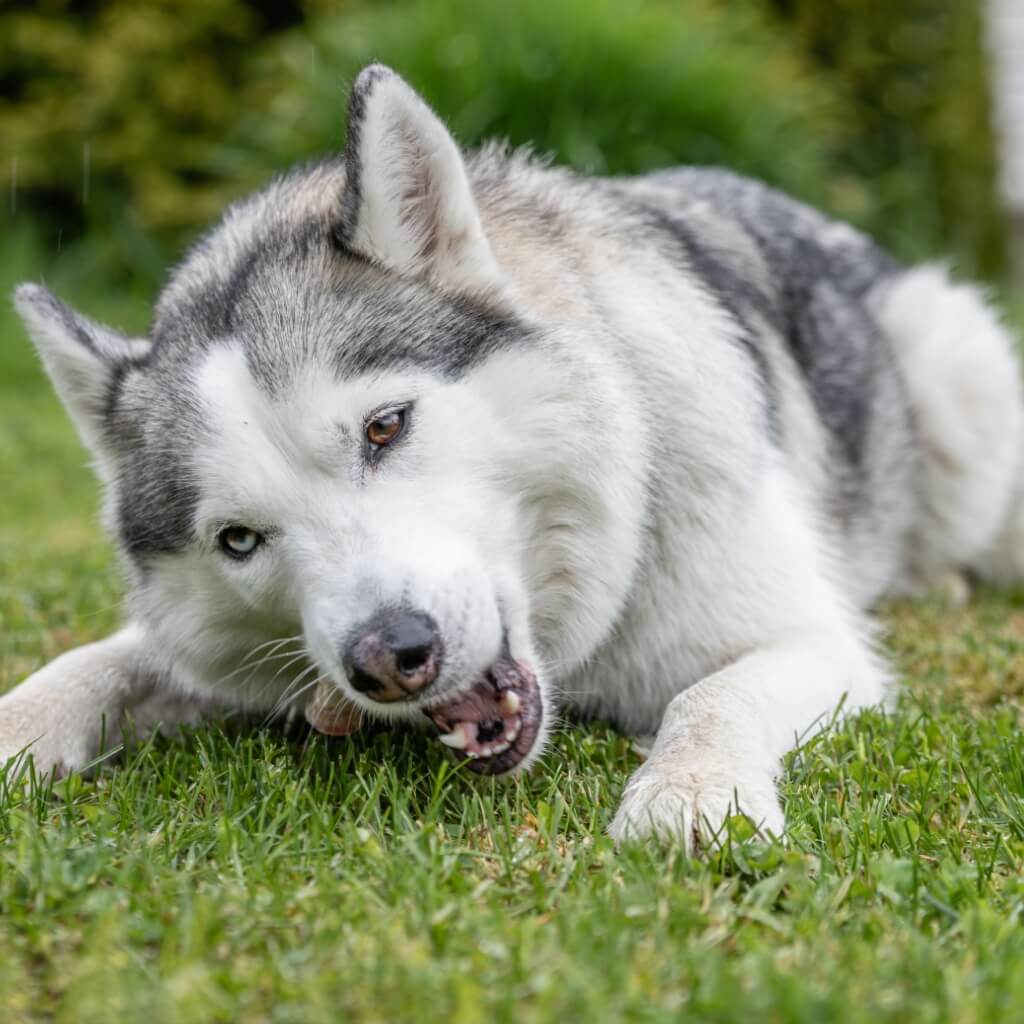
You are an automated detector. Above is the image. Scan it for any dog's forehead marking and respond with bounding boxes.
[196,343,427,432]
[147,159,537,391]
[193,345,318,531]
[191,344,433,512]
[196,343,265,429]
[194,344,344,486]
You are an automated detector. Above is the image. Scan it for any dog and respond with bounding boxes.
[3,64,1022,848]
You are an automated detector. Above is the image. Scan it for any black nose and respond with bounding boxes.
[344,607,443,703]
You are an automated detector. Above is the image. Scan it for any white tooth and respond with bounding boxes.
[480,745,493,757]
[492,739,511,755]
[500,690,521,715]
[439,722,475,750]
[439,730,467,750]
[505,719,522,743]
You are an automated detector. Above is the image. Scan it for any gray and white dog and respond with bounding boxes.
[3,65,1023,847]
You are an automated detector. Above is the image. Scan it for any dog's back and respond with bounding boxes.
[468,151,1024,608]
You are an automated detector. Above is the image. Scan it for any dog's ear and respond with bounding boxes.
[13,283,151,459]
[336,64,503,291]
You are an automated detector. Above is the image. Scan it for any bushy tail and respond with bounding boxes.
[869,264,1024,588]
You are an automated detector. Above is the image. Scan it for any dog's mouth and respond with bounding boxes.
[425,656,542,775]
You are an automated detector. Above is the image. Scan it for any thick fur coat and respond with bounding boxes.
[3,66,1022,847]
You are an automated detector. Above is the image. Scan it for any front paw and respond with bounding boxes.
[0,730,77,779]
[608,757,784,850]
[0,628,147,779]
[0,685,107,779]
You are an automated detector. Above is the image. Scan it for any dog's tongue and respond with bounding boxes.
[304,679,363,736]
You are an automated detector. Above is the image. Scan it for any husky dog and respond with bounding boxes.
[3,65,1023,847]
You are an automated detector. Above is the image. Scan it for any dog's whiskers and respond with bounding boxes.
[249,648,313,706]
[327,685,364,729]
[218,634,304,687]
[265,663,323,725]
[269,660,319,713]
[217,635,312,707]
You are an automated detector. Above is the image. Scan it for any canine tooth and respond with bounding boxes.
[440,720,471,753]
[500,690,521,715]
[504,719,522,743]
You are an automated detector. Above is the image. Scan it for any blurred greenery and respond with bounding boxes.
[245,0,840,203]
[764,0,1004,279]
[0,0,1008,295]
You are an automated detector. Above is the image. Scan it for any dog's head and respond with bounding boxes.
[13,66,643,774]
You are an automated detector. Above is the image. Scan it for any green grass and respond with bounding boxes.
[2,236,1024,1023]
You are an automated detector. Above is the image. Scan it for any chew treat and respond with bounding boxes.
[304,679,364,736]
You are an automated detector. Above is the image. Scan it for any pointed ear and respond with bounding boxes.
[336,65,503,290]
[13,283,151,457]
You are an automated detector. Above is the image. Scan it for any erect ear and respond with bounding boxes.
[13,283,151,459]
[336,64,504,291]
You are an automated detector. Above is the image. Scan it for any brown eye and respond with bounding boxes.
[366,409,407,449]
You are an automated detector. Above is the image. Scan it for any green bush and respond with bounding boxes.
[1,0,1006,288]
[3,0,840,290]
[760,0,1006,277]
[0,0,307,286]
[245,0,839,197]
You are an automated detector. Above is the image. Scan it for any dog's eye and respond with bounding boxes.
[218,526,263,559]
[366,409,407,449]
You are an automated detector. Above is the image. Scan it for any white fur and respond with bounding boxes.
[6,71,1024,856]
[13,284,150,481]
[871,266,1024,590]
[607,458,887,843]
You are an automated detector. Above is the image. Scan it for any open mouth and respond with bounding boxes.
[426,655,542,775]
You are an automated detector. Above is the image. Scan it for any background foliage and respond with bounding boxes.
[3,6,1023,1022]
[765,0,1004,278]
[0,0,1008,294]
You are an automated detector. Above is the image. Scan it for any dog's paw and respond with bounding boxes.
[0,729,75,780]
[0,678,108,779]
[0,628,152,779]
[607,757,784,850]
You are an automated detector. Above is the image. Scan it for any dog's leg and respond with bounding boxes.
[0,624,214,778]
[607,456,891,849]
[609,631,885,848]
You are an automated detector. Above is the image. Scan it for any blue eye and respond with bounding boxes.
[218,526,263,559]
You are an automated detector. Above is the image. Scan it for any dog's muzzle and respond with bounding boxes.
[309,614,544,775]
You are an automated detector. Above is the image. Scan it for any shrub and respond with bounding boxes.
[246,0,839,198]
[2,0,1004,285]
[3,0,840,288]
[0,0,306,285]
[759,0,1006,277]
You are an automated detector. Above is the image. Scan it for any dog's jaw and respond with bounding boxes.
[424,655,543,775]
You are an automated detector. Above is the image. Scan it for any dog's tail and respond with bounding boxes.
[869,264,1024,588]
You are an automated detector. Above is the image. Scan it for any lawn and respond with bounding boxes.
[2,235,1024,1023]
